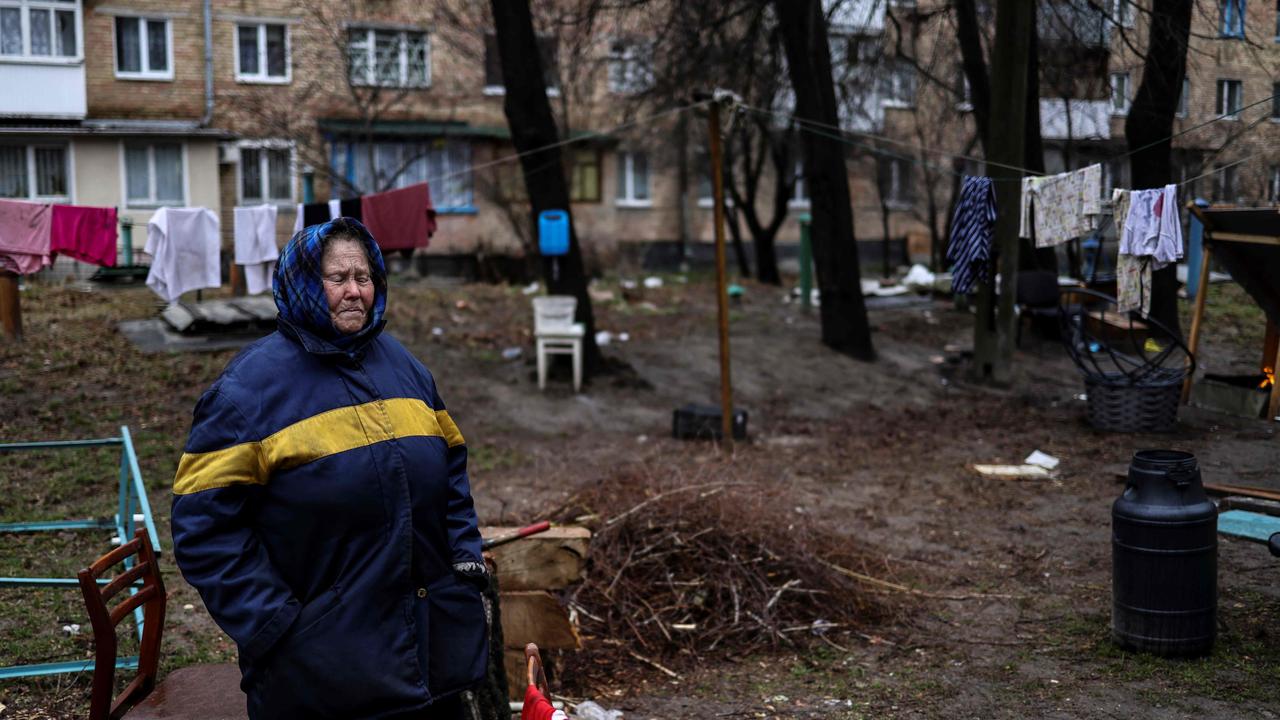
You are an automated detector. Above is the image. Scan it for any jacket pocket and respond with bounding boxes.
[294,587,342,638]
[422,573,488,699]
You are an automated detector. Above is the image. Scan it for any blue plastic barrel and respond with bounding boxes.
[538,210,570,257]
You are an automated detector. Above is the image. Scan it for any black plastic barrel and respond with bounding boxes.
[1112,450,1217,657]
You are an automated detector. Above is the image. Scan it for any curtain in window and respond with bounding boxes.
[374,31,399,86]
[267,149,290,200]
[406,33,427,86]
[241,147,262,200]
[147,20,167,71]
[632,152,650,200]
[125,145,150,201]
[29,9,51,56]
[238,26,259,75]
[55,10,74,55]
[348,30,370,84]
[153,144,182,202]
[34,147,65,197]
[265,25,286,77]
[117,18,141,72]
[0,8,20,55]
[0,147,27,198]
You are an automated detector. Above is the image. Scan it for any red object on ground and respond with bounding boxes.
[360,182,437,252]
[522,683,558,720]
[51,205,119,267]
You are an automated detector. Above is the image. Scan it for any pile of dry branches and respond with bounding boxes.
[557,470,904,666]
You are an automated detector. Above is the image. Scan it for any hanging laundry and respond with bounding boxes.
[1113,189,1152,315]
[328,198,341,219]
[302,201,331,228]
[339,196,363,222]
[50,205,118,267]
[1020,164,1103,247]
[145,207,221,304]
[361,182,437,252]
[234,204,279,296]
[0,199,52,275]
[947,176,997,295]
[1119,184,1183,269]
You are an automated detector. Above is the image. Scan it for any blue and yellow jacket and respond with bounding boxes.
[171,220,486,719]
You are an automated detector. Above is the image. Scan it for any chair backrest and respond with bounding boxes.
[532,295,578,332]
[78,527,167,720]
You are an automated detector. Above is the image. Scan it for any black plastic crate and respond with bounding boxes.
[672,403,748,441]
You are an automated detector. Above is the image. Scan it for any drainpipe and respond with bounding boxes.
[199,0,214,126]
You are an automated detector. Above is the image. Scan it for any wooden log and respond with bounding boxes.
[499,590,580,651]
[503,649,528,701]
[481,525,589,591]
[0,270,22,342]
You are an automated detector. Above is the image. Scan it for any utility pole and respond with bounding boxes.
[704,92,735,449]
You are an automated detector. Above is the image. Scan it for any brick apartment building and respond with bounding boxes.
[4,0,1280,280]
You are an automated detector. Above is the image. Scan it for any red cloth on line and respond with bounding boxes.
[0,199,52,275]
[51,205,118,267]
[522,684,558,720]
[360,182,437,252]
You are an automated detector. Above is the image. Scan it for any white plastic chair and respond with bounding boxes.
[533,295,584,392]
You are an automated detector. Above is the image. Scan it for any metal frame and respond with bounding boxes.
[0,426,159,680]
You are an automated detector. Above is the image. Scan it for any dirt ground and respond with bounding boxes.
[1,272,1277,719]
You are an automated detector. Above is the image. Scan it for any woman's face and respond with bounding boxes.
[321,237,375,335]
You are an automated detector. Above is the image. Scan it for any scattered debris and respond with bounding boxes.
[972,464,1051,479]
[183,603,195,613]
[643,276,664,289]
[61,624,81,637]
[902,264,936,290]
[617,332,630,343]
[588,288,616,303]
[521,282,541,295]
[454,299,470,310]
[595,331,613,346]
[574,700,626,720]
[620,279,638,290]
[1024,450,1060,471]
[501,347,523,361]
[431,327,444,337]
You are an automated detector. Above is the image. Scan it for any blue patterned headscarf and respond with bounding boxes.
[273,218,387,351]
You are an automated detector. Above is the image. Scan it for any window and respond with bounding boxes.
[790,158,809,208]
[0,144,67,199]
[607,38,652,94]
[615,151,650,207]
[881,60,917,107]
[1110,72,1130,115]
[0,0,78,59]
[1221,0,1245,38]
[124,142,183,206]
[236,23,288,83]
[239,142,293,203]
[348,27,428,88]
[1178,78,1190,117]
[337,139,472,210]
[1276,0,1280,40]
[114,16,170,79]
[876,156,913,208]
[569,149,601,202]
[1212,164,1237,203]
[1270,165,1280,202]
[1112,0,1134,27]
[483,32,558,94]
[1217,78,1243,118]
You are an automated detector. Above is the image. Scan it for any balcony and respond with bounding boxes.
[0,0,87,119]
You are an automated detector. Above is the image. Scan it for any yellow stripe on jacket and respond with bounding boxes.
[173,397,465,495]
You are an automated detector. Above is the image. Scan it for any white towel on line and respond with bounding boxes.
[234,204,279,295]
[145,207,221,304]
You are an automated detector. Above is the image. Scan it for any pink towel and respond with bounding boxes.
[51,205,119,267]
[360,182,437,252]
[0,199,52,275]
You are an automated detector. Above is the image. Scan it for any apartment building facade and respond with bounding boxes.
[7,0,1280,279]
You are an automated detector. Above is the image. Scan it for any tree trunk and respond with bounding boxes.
[1022,16,1057,274]
[954,0,991,151]
[1125,0,1193,338]
[774,0,874,360]
[490,0,602,374]
[726,205,752,278]
[972,0,1032,383]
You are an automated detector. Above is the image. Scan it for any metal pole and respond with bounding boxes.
[798,212,812,312]
[0,271,21,342]
[120,218,134,267]
[707,100,734,449]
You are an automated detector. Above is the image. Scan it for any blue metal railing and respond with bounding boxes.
[0,426,159,679]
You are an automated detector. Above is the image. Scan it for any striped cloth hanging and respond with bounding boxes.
[947,176,997,295]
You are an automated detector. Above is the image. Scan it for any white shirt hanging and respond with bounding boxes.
[145,207,221,304]
[234,204,279,295]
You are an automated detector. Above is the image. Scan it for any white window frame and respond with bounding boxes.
[482,32,560,96]
[0,143,71,201]
[120,140,186,208]
[881,61,916,109]
[1110,72,1130,115]
[0,0,82,63]
[234,22,290,84]
[607,37,653,95]
[236,139,295,205]
[113,15,172,81]
[1217,78,1243,119]
[347,26,429,89]
[881,156,913,210]
[615,151,651,208]
[1111,0,1134,27]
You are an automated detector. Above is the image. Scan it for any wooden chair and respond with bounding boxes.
[78,527,246,720]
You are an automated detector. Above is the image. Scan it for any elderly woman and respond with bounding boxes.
[171,218,487,719]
